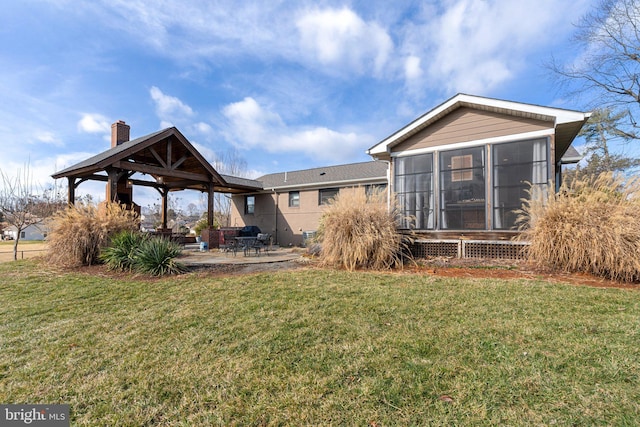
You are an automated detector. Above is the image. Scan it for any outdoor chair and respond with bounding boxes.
[254,233,272,255]
[221,239,238,256]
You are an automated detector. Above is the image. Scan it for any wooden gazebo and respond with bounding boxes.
[51,121,262,247]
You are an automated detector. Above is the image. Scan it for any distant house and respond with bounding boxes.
[367,93,590,242]
[230,161,388,246]
[3,223,48,241]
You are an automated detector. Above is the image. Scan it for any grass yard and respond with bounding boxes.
[0,260,639,425]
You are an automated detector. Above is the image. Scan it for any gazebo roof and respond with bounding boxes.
[52,127,262,194]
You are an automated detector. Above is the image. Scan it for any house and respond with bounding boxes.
[3,223,48,241]
[366,93,590,257]
[230,161,388,246]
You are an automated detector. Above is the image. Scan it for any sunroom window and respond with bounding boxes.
[440,147,486,230]
[394,153,434,229]
[492,138,548,229]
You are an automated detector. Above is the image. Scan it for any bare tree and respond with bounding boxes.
[551,0,640,135]
[0,164,61,260]
[209,149,248,227]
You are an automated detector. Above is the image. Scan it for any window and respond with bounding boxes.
[289,191,300,207]
[394,153,434,229]
[319,188,339,205]
[440,147,486,230]
[245,195,255,214]
[493,138,547,229]
[365,183,388,201]
[451,155,473,181]
[20,231,26,238]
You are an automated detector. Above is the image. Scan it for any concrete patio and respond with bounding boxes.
[179,245,303,266]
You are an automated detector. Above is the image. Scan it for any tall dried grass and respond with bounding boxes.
[317,188,409,271]
[47,201,139,267]
[518,172,640,282]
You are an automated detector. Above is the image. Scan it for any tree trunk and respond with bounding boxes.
[13,233,20,261]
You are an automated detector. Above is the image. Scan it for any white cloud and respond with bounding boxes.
[34,131,62,146]
[193,122,212,134]
[150,86,193,123]
[404,55,423,81]
[296,7,393,76]
[77,113,111,133]
[401,0,593,95]
[222,97,371,162]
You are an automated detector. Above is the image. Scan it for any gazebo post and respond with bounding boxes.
[208,182,215,229]
[201,182,218,250]
[161,188,169,230]
[107,170,118,203]
[67,177,76,206]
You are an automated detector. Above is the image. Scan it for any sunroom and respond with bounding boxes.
[367,94,591,257]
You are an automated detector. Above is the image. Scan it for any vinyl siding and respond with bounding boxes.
[392,107,552,153]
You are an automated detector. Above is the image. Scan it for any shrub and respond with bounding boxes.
[47,202,139,267]
[518,172,640,282]
[193,218,209,237]
[100,230,185,276]
[317,187,409,271]
[134,237,185,276]
[100,230,146,271]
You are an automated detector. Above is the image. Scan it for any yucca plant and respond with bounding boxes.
[100,230,146,271]
[517,172,640,282]
[317,187,410,271]
[47,201,139,267]
[134,237,185,276]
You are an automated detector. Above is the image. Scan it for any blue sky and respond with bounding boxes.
[1,0,602,208]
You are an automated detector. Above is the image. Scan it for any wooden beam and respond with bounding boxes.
[112,161,210,182]
[149,147,167,168]
[166,139,172,169]
[171,154,188,170]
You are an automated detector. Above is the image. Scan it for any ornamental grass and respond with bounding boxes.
[518,172,640,282]
[317,187,409,271]
[47,201,139,267]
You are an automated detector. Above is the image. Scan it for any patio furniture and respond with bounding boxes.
[235,236,260,256]
[254,233,272,255]
[220,239,238,256]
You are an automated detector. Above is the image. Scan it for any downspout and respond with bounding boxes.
[273,189,279,245]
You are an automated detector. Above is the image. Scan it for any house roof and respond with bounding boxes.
[367,93,591,161]
[560,145,583,164]
[52,127,262,194]
[258,161,388,191]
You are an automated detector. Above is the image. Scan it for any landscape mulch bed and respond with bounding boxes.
[409,257,639,290]
[64,256,638,290]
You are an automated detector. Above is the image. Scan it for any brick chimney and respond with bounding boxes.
[111,120,130,148]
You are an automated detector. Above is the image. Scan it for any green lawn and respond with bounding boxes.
[1,260,638,426]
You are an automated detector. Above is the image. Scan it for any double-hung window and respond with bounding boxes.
[289,191,300,208]
[319,188,339,205]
